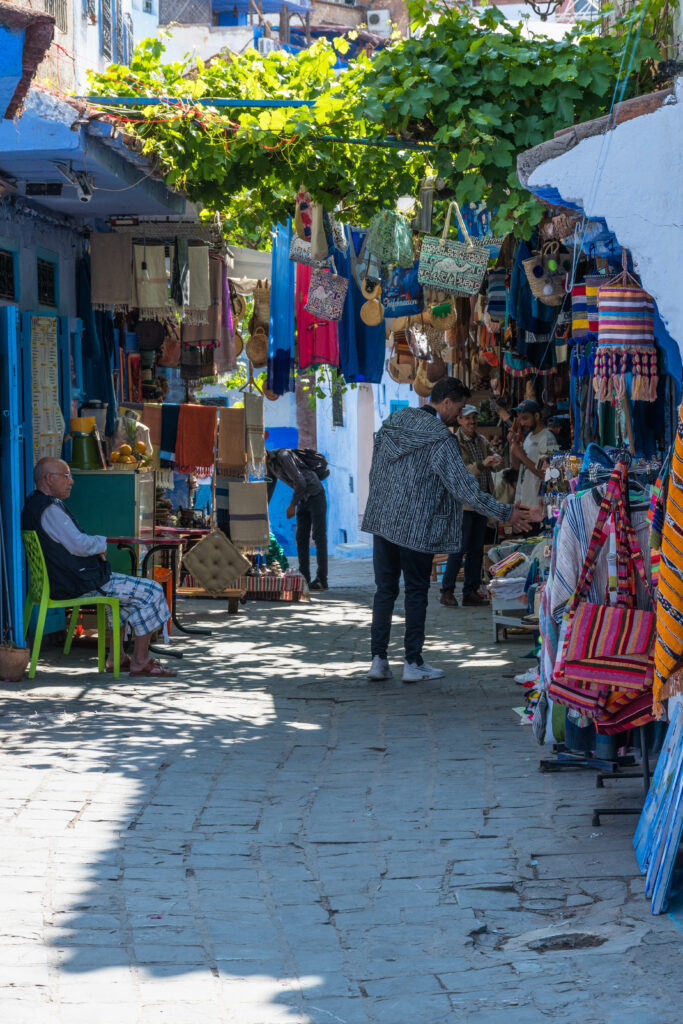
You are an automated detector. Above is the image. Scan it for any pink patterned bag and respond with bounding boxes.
[304,260,349,322]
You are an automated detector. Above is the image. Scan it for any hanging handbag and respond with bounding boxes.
[310,202,328,262]
[413,360,435,397]
[304,259,349,322]
[381,260,424,318]
[387,329,416,384]
[366,210,414,268]
[550,463,656,727]
[406,319,432,362]
[360,280,384,326]
[289,235,332,268]
[594,251,657,403]
[348,226,381,288]
[522,241,571,307]
[417,201,490,296]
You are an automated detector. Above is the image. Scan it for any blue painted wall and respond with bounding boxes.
[0,25,26,119]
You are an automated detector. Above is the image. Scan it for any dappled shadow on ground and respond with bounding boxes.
[1,586,666,1023]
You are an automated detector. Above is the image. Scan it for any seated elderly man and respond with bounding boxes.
[21,457,175,678]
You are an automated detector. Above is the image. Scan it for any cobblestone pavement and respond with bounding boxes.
[2,568,683,1024]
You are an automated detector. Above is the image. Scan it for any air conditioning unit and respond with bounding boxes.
[257,36,278,55]
[367,10,392,37]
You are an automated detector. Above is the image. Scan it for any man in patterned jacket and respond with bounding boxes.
[361,378,531,683]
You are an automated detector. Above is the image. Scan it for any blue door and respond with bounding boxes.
[0,305,26,645]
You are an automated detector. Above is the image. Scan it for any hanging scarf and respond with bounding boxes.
[175,403,218,476]
[228,481,270,552]
[91,233,133,312]
[160,403,180,467]
[216,407,247,478]
[171,236,190,309]
[244,391,265,470]
[185,244,211,324]
[134,244,168,320]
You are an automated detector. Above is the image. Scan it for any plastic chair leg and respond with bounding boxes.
[64,607,79,654]
[28,604,47,679]
[23,598,32,640]
[96,604,106,673]
[111,602,120,679]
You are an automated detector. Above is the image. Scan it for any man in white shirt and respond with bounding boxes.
[509,401,559,509]
[21,457,174,677]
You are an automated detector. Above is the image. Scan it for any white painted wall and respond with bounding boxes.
[0,204,80,317]
[527,79,683,351]
[159,25,254,64]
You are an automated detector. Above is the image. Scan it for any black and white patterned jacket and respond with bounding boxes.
[361,406,512,553]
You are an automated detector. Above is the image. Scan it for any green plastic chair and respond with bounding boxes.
[22,531,120,679]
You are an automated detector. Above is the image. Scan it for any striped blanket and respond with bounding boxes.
[653,410,683,716]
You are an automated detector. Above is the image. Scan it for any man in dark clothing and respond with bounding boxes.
[21,457,173,677]
[266,449,329,591]
[361,378,532,684]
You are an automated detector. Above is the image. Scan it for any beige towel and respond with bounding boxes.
[91,233,133,311]
[245,391,265,469]
[186,244,210,324]
[228,481,269,553]
[134,244,169,320]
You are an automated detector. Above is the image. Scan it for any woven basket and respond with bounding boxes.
[523,242,570,307]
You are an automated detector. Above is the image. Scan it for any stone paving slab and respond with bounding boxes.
[1,573,683,1023]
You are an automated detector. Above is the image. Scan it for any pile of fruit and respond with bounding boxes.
[110,442,151,467]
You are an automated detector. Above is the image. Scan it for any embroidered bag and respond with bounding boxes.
[417,201,489,296]
[550,463,656,725]
[289,235,332,269]
[366,210,414,268]
[386,329,416,384]
[304,260,349,322]
[594,253,657,403]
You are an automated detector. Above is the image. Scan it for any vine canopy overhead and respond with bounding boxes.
[87,1,662,241]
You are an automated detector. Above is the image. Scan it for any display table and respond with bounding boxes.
[234,572,309,603]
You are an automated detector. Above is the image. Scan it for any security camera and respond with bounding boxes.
[73,171,94,203]
[55,163,94,203]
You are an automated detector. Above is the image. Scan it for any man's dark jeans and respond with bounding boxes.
[441,510,488,598]
[296,491,328,585]
[370,535,434,666]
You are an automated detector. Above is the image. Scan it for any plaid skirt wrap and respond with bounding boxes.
[85,573,170,637]
[550,461,656,734]
[653,410,683,716]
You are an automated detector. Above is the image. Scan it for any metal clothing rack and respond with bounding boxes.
[592,725,652,826]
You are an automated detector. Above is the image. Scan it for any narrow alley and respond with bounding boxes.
[1,573,682,1024]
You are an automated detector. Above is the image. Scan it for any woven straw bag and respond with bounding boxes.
[523,242,570,306]
[413,361,435,397]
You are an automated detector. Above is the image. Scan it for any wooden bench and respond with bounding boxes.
[176,586,245,615]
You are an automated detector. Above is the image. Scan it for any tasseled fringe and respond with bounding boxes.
[216,467,248,479]
[139,306,171,321]
[175,464,215,476]
[183,309,210,325]
[233,543,267,555]
[593,346,659,403]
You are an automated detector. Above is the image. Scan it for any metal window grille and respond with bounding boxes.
[116,0,124,63]
[37,259,57,308]
[332,386,344,428]
[159,0,211,26]
[143,0,154,11]
[84,0,97,20]
[0,250,16,301]
[101,0,113,59]
[44,0,69,34]
[124,13,134,65]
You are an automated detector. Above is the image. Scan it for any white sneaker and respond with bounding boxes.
[367,656,393,681]
[402,660,445,683]
[514,666,539,685]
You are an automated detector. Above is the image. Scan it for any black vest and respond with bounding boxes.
[21,491,111,600]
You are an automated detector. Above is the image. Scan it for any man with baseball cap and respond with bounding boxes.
[509,400,558,508]
[440,404,502,608]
